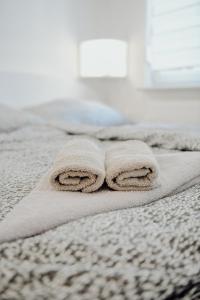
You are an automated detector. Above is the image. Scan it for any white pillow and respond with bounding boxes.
[27,99,129,126]
[0,103,43,133]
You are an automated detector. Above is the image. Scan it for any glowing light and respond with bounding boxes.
[80,39,127,78]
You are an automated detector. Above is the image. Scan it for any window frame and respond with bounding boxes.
[144,0,200,89]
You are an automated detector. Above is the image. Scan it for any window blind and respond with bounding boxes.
[147,0,200,86]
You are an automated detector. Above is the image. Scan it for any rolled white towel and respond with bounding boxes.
[49,139,105,192]
[106,140,160,191]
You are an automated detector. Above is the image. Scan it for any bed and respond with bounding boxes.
[0,101,200,300]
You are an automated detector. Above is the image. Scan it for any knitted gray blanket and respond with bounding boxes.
[0,123,200,300]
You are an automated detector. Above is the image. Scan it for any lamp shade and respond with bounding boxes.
[79,39,128,78]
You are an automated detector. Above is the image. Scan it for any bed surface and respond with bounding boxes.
[0,120,200,299]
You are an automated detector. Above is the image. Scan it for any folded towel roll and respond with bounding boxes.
[49,139,105,192]
[106,140,159,191]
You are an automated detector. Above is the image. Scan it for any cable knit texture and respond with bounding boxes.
[0,123,200,300]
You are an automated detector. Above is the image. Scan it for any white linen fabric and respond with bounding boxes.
[26,98,129,126]
[0,103,43,132]
[0,150,200,243]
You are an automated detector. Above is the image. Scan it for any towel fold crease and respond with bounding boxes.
[105,140,159,191]
[49,139,105,192]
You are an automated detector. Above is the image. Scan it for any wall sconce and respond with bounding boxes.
[79,39,128,78]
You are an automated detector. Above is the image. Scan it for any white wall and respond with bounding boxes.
[0,0,199,125]
[0,0,101,107]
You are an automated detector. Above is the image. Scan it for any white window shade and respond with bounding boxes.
[79,39,127,78]
[146,0,200,87]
